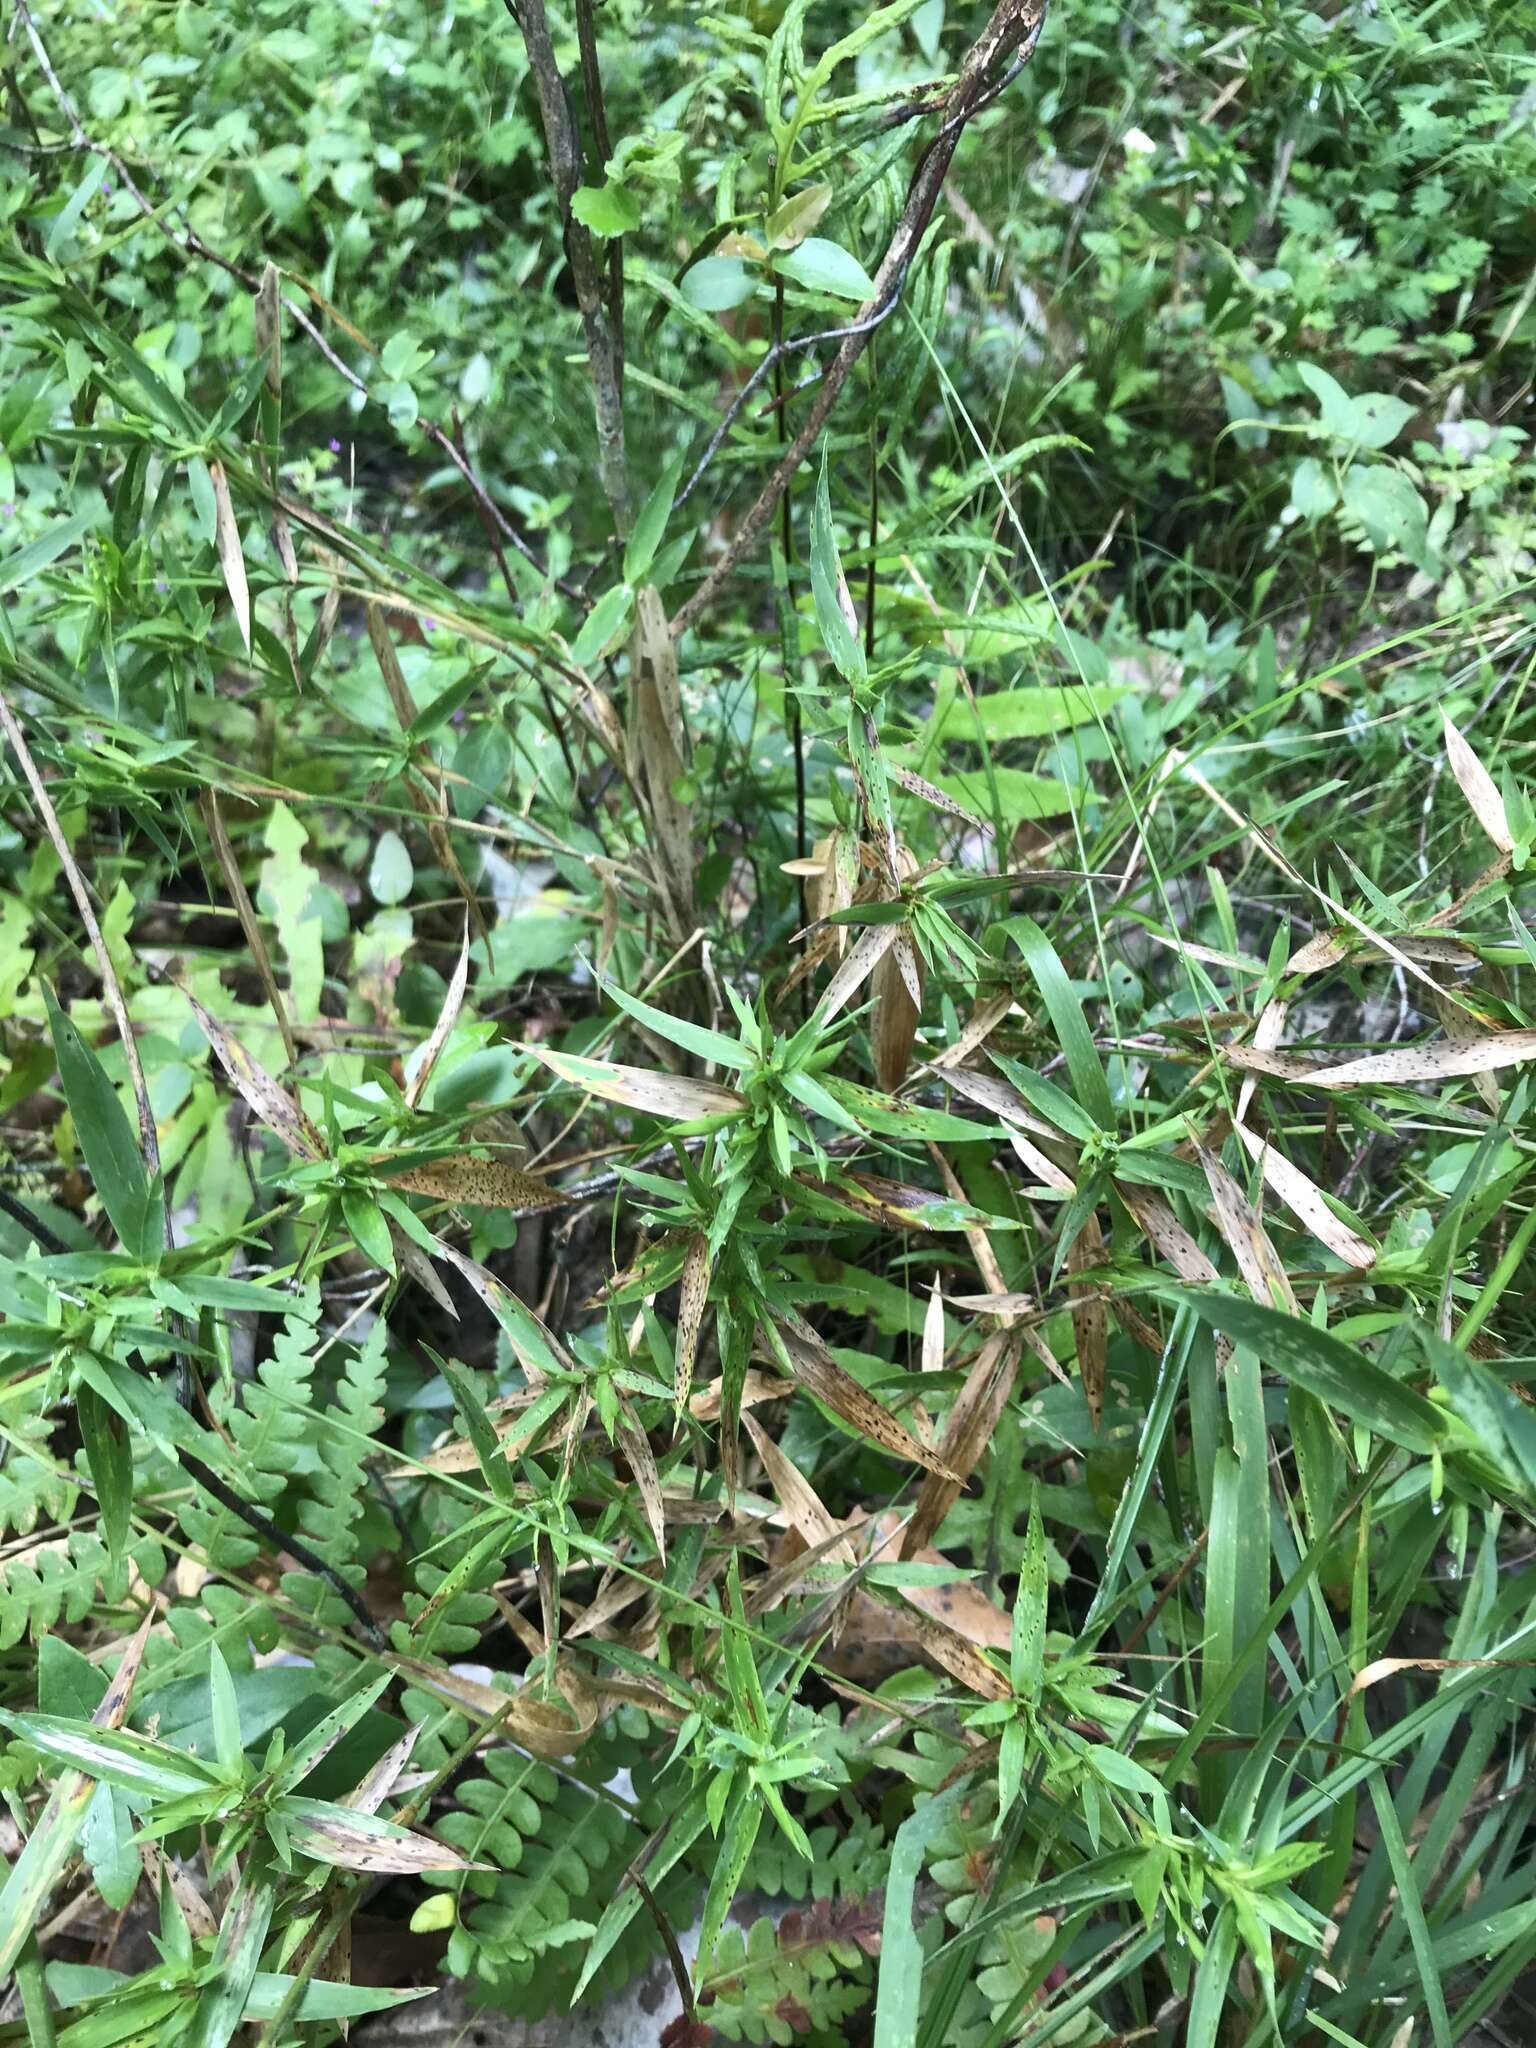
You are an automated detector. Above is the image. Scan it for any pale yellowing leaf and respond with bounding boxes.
[181,983,326,1159]
[1232,1123,1376,1269]
[1442,711,1513,852]
[814,919,900,1025]
[526,1045,746,1121]
[1303,1031,1536,1089]
[209,459,250,654]
[284,1806,487,1876]
[406,917,470,1109]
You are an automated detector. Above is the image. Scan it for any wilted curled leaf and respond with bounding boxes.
[525,1044,746,1121]
[389,1654,597,1757]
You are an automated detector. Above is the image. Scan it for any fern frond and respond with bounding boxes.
[0,1528,166,1650]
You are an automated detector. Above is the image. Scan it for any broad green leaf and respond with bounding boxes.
[571,181,641,237]
[775,235,874,300]
[569,581,634,668]
[368,829,414,905]
[765,182,832,250]
[934,684,1126,741]
[680,256,757,312]
[810,450,865,687]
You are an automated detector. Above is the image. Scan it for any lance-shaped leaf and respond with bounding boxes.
[1232,1123,1375,1269]
[278,1796,490,1874]
[0,1615,153,1977]
[381,1155,568,1210]
[525,1044,746,1121]
[674,1232,710,1410]
[181,984,325,1159]
[765,1314,957,1480]
[1442,711,1513,852]
[405,914,470,1108]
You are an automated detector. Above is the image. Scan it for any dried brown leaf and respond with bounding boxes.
[815,919,901,1025]
[286,1807,487,1876]
[632,585,696,938]
[384,1156,568,1210]
[901,1331,1021,1557]
[927,990,1016,1071]
[934,1064,1067,1144]
[615,1394,666,1566]
[1193,1134,1297,1311]
[181,983,325,1159]
[674,1232,710,1409]
[873,927,923,1090]
[1065,1213,1108,1427]
[743,1412,854,1564]
[1303,1032,1536,1089]
[769,1314,958,1479]
[341,1724,421,1816]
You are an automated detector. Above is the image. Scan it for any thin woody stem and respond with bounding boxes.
[507,0,631,534]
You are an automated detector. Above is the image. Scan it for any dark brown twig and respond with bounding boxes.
[505,0,630,533]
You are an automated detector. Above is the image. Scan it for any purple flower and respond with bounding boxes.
[422,616,436,634]
[155,579,169,593]
[328,437,342,453]
[101,178,113,193]
[0,503,14,519]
